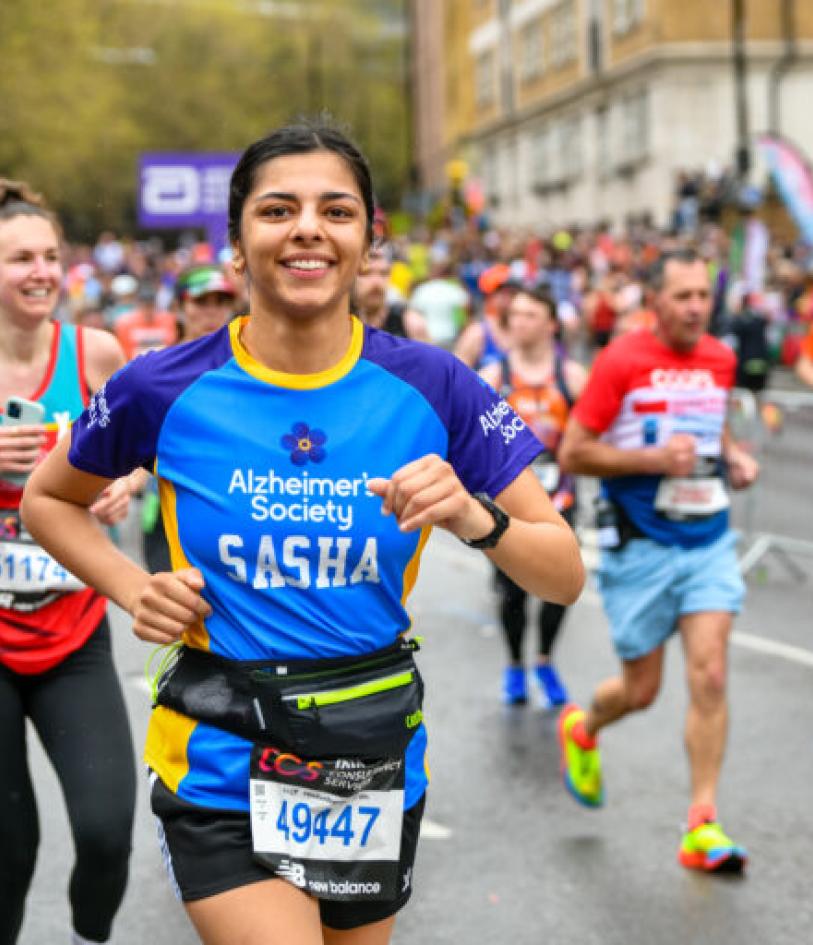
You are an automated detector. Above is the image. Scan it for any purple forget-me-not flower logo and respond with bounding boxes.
[281,422,327,466]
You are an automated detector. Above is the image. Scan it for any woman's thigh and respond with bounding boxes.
[186,878,323,945]
[186,882,397,945]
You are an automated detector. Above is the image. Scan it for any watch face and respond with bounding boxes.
[462,493,509,549]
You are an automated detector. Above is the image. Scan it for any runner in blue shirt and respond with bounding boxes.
[23,121,584,945]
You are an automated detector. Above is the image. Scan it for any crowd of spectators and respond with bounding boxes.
[55,204,813,398]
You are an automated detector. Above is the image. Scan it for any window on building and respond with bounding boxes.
[595,106,611,177]
[519,17,544,82]
[475,51,496,108]
[559,114,583,179]
[532,126,554,186]
[481,146,499,205]
[619,89,649,164]
[551,1,577,68]
[613,0,645,36]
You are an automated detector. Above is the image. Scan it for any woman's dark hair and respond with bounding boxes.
[512,285,558,321]
[228,119,374,244]
[0,178,61,238]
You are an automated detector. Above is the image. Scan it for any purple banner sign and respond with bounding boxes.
[138,152,240,248]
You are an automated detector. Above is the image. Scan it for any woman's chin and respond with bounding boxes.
[260,292,350,321]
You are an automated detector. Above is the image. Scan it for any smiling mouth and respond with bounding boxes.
[21,288,53,298]
[281,258,334,273]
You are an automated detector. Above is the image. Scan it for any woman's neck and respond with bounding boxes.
[0,314,53,366]
[0,315,54,401]
[241,305,354,375]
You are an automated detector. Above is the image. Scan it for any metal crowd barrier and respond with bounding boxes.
[731,386,813,579]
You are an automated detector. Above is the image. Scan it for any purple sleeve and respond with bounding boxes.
[446,357,543,498]
[361,329,543,499]
[68,355,163,479]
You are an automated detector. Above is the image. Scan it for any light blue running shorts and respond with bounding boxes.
[597,529,745,662]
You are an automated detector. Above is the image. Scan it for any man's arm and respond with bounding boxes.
[721,425,759,490]
[558,418,695,479]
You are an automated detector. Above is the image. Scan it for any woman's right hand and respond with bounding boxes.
[0,424,46,476]
[130,567,213,644]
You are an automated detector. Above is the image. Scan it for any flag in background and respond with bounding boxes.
[757,133,813,246]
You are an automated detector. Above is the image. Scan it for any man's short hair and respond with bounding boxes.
[649,249,704,292]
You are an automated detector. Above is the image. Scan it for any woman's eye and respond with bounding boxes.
[327,206,352,219]
[262,206,291,218]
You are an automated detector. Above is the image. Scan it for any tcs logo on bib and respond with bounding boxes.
[258,747,324,783]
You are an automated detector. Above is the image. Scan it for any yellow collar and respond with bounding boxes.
[229,315,363,389]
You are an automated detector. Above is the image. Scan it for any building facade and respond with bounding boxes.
[412,0,813,229]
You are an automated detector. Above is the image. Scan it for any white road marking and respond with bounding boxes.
[420,817,453,840]
[731,631,813,669]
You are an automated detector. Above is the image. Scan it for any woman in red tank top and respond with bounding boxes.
[0,179,136,945]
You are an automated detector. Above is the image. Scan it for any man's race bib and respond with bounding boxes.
[0,510,84,609]
[654,477,730,518]
[532,459,561,494]
[250,746,404,901]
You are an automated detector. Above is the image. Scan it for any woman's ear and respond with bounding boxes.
[231,244,245,275]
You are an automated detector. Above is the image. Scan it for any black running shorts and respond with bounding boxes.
[150,775,425,931]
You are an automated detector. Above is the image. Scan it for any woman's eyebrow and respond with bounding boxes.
[320,191,362,204]
[253,191,296,203]
[253,190,361,204]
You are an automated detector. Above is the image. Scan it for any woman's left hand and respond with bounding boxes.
[89,477,132,526]
[368,454,494,540]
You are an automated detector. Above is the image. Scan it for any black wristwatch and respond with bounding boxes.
[460,492,510,550]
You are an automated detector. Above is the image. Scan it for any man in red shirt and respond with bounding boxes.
[558,250,758,873]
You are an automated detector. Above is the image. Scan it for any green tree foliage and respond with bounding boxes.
[0,0,409,238]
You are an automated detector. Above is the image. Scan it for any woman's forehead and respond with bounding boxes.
[249,150,361,200]
[0,215,59,252]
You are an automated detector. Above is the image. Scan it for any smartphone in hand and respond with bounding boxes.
[2,396,46,485]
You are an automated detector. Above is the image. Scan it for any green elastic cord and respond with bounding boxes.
[294,670,414,710]
[141,490,161,533]
[144,641,183,703]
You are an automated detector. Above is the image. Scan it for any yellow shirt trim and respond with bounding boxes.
[144,706,198,794]
[228,314,363,389]
[157,475,209,650]
[401,526,432,605]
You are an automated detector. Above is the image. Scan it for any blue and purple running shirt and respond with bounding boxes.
[69,316,543,810]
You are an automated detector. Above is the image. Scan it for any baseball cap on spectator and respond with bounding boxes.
[176,264,236,301]
[478,263,512,295]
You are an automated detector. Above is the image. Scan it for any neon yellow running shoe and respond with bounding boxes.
[678,820,748,873]
[557,704,604,808]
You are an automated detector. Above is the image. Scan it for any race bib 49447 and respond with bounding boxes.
[250,747,405,901]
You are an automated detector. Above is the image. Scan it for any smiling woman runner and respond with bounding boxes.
[22,121,584,945]
[0,180,135,945]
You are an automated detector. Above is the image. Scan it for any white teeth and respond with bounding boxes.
[23,289,50,297]
[286,259,329,271]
